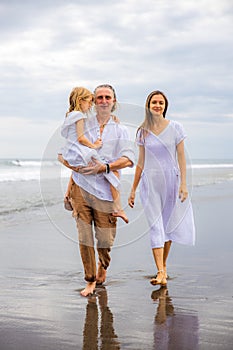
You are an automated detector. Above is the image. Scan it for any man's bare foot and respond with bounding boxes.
[112,210,129,223]
[96,262,107,285]
[80,281,96,297]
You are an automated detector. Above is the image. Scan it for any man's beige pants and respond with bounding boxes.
[70,181,117,282]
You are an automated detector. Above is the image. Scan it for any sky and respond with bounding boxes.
[0,0,233,159]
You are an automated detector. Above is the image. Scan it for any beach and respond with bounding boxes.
[0,159,233,349]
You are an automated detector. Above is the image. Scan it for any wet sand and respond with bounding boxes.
[0,182,233,349]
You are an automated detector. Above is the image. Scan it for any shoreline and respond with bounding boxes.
[0,181,233,349]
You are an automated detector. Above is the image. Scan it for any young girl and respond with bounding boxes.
[60,86,128,223]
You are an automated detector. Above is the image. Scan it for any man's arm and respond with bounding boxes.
[108,156,133,171]
[58,153,132,175]
[78,156,133,175]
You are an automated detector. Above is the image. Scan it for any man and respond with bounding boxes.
[59,84,134,296]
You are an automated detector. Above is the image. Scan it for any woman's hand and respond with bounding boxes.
[179,183,188,202]
[128,189,136,208]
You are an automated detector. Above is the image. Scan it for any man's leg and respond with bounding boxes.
[94,205,117,284]
[92,198,117,285]
[70,183,96,296]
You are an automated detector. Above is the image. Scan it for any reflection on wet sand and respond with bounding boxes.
[82,286,120,350]
[151,286,199,350]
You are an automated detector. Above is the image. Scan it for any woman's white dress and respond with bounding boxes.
[137,120,195,248]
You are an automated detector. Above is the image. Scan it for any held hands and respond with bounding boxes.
[128,189,136,208]
[179,183,188,202]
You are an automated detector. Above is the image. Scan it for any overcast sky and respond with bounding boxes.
[0,0,232,159]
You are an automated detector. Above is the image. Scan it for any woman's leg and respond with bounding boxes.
[163,240,172,278]
[151,247,167,285]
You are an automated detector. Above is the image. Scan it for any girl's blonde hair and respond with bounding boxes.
[67,86,94,115]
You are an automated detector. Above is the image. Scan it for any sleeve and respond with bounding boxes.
[116,125,135,166]
[174,121,187,145]
[136,129,144,146]
[61,112,86,138]
[68,111,87,123]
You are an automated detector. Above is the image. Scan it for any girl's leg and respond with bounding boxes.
[110,171,129,224]
[64,175,74,211]
[150,247,167,285]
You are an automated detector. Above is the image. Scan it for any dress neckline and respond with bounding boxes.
[149,120,171,137]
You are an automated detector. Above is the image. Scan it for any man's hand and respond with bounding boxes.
[79,158,106,175]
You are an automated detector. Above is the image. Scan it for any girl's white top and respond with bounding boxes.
[62,112,135,201]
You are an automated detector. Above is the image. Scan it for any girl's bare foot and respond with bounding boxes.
[80,281,96,297]
[64,196,73,211]
[96,262,107,285]
[112,210,129,223]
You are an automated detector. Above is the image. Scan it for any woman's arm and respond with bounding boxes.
[128,145,145,208]
[177,140,188,202]
[76,119,102,149]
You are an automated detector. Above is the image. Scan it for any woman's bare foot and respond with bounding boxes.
[80,281,96,297]
[96,262,107,285]
[112,210,129,223]
[150,270,167,286]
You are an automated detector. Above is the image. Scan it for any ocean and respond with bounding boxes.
[0,158,233,230]
[1,159,233,349]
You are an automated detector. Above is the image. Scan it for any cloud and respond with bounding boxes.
[0,0,232,158]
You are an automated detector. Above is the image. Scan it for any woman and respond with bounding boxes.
[128,90,195,286]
